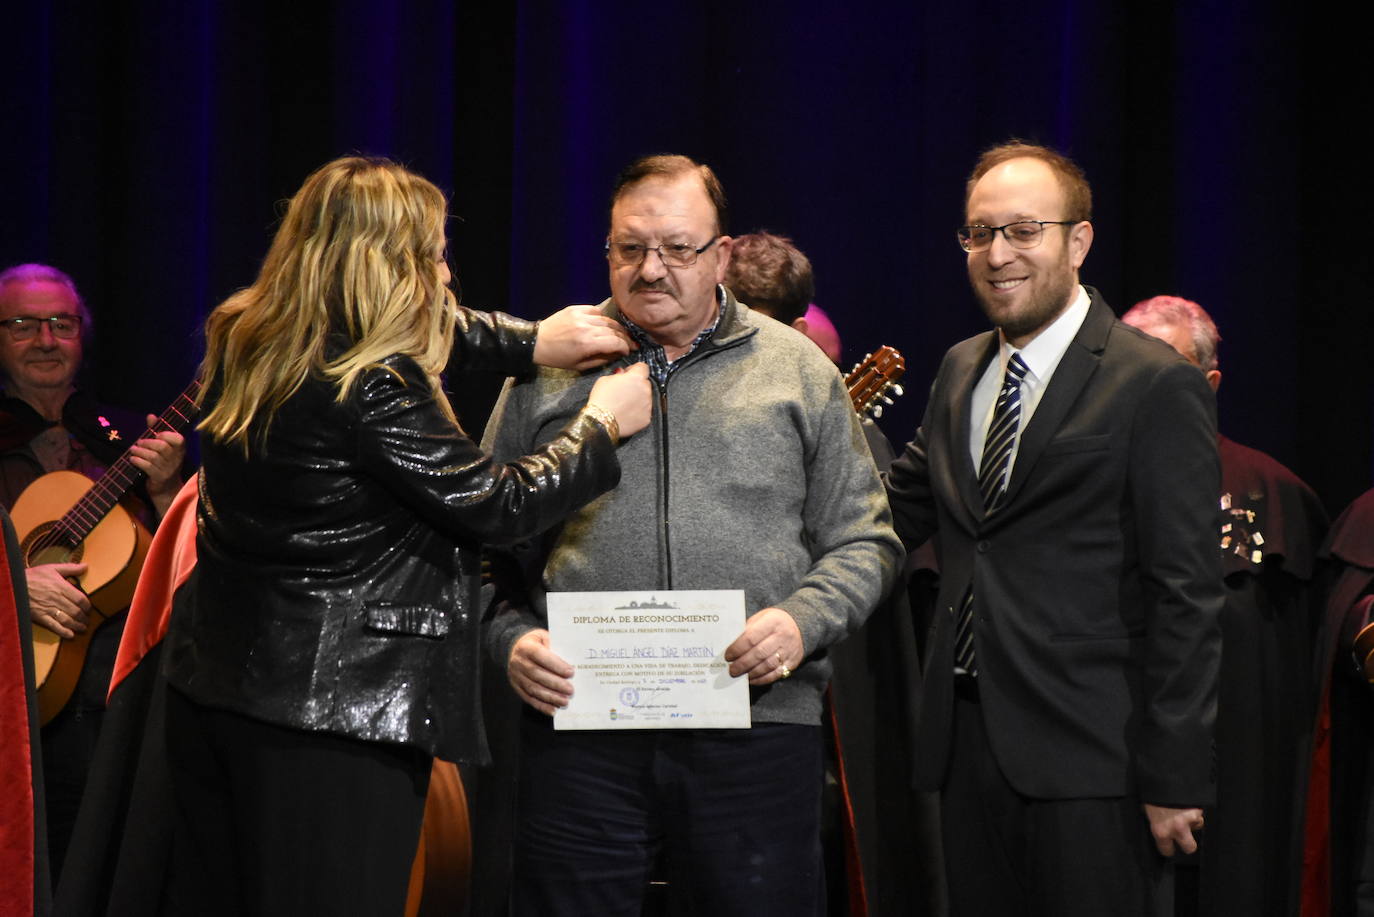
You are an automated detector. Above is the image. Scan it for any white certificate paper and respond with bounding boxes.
[547,590,751,730]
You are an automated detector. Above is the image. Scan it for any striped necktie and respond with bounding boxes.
[955,353,1030,676]
[977,353,1030,511]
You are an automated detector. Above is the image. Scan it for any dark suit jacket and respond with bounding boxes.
[886,287,1222,806]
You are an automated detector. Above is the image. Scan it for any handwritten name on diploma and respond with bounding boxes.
[547,591,751,730]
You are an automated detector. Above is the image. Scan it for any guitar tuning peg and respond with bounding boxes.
[890,384,904,397]
[870,405,884,418]
[881,395,894,406]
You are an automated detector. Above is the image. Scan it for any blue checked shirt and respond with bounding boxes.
[618,287,725,386]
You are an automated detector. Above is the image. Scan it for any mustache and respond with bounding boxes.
[630,278,674,295]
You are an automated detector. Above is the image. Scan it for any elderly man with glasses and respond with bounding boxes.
[0,262,186,885]
[884,142,1224,916]
[484,154,901,916]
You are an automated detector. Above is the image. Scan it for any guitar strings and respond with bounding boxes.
[28,383,201,555]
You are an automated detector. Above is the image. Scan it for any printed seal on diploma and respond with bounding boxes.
[547,590,751,730]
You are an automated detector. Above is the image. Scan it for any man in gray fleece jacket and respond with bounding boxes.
[483,154,901,917]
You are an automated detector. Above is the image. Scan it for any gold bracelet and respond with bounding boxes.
[583,403,620,445]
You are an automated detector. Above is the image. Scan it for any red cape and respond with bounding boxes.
[108,477,198,698]
[1,510,39,917]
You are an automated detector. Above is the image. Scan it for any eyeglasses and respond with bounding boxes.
[957,220,1077,253]
[0,314,83,341]
[605,236,722,268]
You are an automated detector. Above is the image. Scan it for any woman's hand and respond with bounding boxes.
[587,363,653,438]
[533,305,635,370]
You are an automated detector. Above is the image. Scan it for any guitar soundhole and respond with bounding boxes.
[22,522,83,567]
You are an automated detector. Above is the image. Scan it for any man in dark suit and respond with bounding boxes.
[884,142,1223,916]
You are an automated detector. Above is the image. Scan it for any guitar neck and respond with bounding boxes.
[51,381,200,544]
[845,345,906,419]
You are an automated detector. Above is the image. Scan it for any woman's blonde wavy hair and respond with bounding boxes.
[197,156,457,450]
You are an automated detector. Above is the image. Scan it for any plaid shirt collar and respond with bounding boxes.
[619,286,725,386]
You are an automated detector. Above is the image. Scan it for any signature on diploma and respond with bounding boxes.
[619,686,671,707]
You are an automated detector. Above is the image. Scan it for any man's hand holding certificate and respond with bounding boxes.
[544,590,752,729]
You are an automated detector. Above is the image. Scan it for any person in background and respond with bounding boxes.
[1123,294,1328,917]
[725,232,892,467]
[800,303,843,365]
[1307,488,1374,916]
[0,262,186,884]
[724,231,813,323]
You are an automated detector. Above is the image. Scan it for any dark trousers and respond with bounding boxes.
[942,693,1169,917]
[163,687,431,917]
[512,715,824,917]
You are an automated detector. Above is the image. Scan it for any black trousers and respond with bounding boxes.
[512,714,825,917]
[163,687,431,916]
[941,692,1170,917]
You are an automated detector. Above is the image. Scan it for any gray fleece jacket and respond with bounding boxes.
[482,288,902,726]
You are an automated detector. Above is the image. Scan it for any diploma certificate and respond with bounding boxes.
[547,590,751,730]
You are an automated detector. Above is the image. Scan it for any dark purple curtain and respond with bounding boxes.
[2,0,1368,511]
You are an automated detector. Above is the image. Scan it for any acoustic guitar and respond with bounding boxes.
[9,381,200,723]
[845,345,905,417]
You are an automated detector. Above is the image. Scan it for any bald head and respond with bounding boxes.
[1121,295,1221,392]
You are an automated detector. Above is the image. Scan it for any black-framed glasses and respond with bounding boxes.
[957,220,1077,253]
[605,236,722,268]
[0,314,83,341]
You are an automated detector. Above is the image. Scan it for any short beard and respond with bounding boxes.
[973,252,1076,342]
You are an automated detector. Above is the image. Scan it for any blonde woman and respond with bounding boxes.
[160,156,650,915]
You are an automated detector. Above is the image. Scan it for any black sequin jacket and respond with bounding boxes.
[162,309,621,762]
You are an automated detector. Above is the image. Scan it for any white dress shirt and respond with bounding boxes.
[968,285,1092,473]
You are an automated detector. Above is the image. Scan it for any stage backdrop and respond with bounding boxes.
[2,1,1368,512]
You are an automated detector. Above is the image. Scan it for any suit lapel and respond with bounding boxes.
[1001,291,1114,508]
[947,332,999,525]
